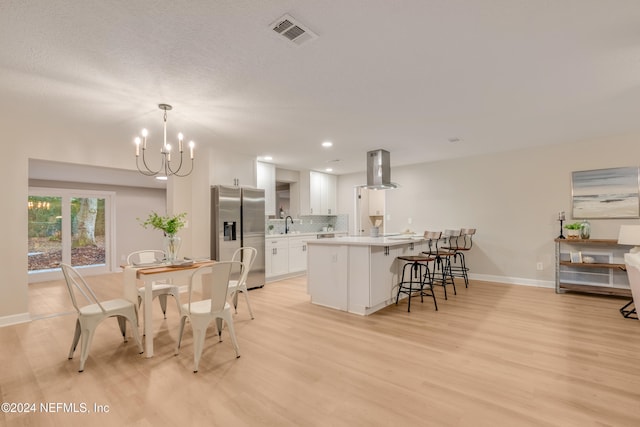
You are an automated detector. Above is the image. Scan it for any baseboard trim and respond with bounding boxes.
[469,273,555,289]
[0,312,31,327]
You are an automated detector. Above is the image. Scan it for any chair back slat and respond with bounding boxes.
[60,263,105,314]
[231,247,257,286]
[423,231,442,255]
[459,228,476,250]
[187,261,238,314]
[127,250,165,265]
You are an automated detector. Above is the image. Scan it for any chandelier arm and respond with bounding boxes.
[170,159,195,177]
[137,148,162,176]
[165,151,185,175]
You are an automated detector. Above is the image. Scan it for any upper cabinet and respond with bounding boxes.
[302,171,337,215]
[257,161,276,216]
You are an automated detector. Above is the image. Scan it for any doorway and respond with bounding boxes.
[355,187,385,236]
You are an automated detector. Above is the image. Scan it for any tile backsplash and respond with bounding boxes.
[266,214,348,235]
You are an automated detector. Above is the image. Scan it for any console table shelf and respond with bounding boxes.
[554,238,632,298]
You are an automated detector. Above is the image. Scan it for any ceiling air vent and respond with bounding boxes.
[270,14,318,46]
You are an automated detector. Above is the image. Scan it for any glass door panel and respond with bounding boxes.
[28,196,62,272]
[71,197,106,267]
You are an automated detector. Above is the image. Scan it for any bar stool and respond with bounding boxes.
[395,231,440,312]
[445,228,476,288]
[426,229,458,300]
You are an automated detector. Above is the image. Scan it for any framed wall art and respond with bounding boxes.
[571,166,640,219]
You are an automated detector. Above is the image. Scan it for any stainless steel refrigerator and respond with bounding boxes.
[211,185,265,289]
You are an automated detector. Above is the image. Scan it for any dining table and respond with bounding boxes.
[123,260,214,357]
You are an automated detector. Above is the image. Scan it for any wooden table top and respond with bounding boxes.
[123,260,215,277]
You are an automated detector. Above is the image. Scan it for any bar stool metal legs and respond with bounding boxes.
[432,254,457,299]
[395,257,438,312]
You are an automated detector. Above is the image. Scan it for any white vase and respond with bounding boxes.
[164,235,181,262]
[565,229,580,239]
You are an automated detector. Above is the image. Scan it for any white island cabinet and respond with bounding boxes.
[307,236,421,315]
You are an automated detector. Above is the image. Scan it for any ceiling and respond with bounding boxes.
[3,1,640,176]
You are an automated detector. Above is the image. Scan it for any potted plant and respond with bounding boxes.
[268,224,275,235]
[564,222,582,239]
[139,212,187,261]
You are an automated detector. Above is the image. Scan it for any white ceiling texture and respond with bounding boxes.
[3,0,640,177]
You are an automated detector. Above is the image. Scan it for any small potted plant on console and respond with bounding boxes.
[564,222,582,239]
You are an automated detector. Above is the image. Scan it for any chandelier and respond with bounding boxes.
[134,104,195,180]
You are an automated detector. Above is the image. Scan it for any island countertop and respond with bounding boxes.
[307,235,423,247]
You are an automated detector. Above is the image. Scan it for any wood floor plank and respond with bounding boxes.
[1,275,639,426]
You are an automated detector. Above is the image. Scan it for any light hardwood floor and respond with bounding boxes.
[2,275,640,426]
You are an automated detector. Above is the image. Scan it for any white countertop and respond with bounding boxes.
[307,235,424,247]
[266,231,348,239]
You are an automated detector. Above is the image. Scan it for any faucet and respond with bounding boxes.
[285,216,294,234]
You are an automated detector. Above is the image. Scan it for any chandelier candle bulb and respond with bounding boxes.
[189,141,195,159]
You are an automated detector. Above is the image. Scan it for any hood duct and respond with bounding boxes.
[366,149,398,190]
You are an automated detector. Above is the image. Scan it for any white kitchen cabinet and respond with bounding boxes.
[302,171,337,215]
[266,238,288,277]
[288,236,309,273]
[307,244,349,311]
[257,161,276,216]
[369,246,401,308]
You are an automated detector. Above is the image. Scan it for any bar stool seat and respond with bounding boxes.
[395,253,438,312]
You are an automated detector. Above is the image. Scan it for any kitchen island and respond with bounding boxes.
[306,235,425,315]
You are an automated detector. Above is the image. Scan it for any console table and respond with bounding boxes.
[554,238,632,297]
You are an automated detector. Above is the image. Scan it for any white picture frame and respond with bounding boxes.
[570,251,582,263]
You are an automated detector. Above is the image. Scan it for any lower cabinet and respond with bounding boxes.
[288,236,308,273]
[348,245,400,313]
[266,238,289,278]
[369,246,401,308]
[266,235,312,280]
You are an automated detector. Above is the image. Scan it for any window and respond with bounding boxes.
[28,188,115,281]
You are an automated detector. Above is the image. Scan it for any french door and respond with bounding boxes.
[28,188,115,282]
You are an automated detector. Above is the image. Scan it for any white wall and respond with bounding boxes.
[338,132,640,286]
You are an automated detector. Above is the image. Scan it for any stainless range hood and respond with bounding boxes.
[366,149,398,190]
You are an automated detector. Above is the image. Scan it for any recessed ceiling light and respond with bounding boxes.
[322,141,333,147]
[263,156,273,161]
[325,168,333,172]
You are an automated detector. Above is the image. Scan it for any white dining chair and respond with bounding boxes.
[229,247,257,319]
[175,261,241,372]
[127,250,181,319]
[61,263,143,372]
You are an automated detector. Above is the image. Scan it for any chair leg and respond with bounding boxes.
[215,317,224,342]
[242,289,255,320]
[68,319,81,360]
[158,294,168,319]
[175,315,187,354]
[78,323,96,372]
[222,312,241,358]
[117,315,128,342]
[422,264,438,311]
[123,308,144,354]
[191,323,208,373]
[172,291,182,319]
[437,258,449,300]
